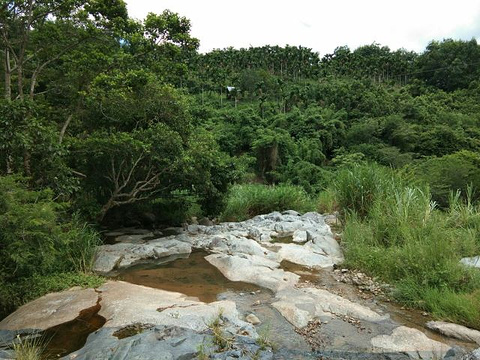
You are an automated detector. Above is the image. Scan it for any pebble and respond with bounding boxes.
[246,314,261,325]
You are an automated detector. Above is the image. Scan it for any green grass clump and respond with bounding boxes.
[11,335,45,360]
[331,163,480,329]
[333,163,410,218]
[220,184,315,222]
[316,188,339,214]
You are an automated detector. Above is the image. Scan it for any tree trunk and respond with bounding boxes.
[17,63,24,100]
[97,198,114,223]
[4,49,11,100]
[59,114,73,144]
[6,154,13,174]
[23,148,31,177]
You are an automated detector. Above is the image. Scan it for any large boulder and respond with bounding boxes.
[277,243,340,268]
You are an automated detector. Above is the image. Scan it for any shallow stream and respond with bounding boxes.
[115,250,261,302]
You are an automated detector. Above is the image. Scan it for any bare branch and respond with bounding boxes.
[59,114,73,145]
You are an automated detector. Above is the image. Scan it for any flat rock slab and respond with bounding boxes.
[93,239,192,274]
[0,288,98,331]
[277,243,338,268]
[272,287,387,328]
[371,326,451,359]
[427,321,480,345]
[62,325,207,360]
[98,281,251,333]
[205,253,299,292]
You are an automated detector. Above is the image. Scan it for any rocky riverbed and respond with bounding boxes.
[1,211,480,359]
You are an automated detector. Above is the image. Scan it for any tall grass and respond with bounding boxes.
[333,163,412,218]
[63,219,102,274]
[331,164,480,329]
[220,184,315,222]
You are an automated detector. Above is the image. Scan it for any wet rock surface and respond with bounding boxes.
[2,212,480,359]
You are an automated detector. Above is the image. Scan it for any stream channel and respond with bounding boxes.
[38,228,477,359]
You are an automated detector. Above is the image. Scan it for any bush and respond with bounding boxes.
[0,272,104,317]
[0,176,103,319]
[220,184,315,222]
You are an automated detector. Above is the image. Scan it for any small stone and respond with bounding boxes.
[341,269,348,273]
[239,292,245,296]
[246,314,261,325]
[250,292,256,295]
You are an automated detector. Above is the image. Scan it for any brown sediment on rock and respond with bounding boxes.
[112,323,155,339]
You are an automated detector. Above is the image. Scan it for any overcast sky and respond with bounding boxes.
[126,0,480,56]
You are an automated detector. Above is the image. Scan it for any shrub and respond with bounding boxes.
[0,176,104,319]
[220,184,314,222]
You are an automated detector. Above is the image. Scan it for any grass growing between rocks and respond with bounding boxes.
[221,184,315,222]
[331,164,480,329]
[11,335,47,360]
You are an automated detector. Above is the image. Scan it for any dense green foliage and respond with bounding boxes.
[1,1,480,327]
[330,164,480,328]
[0,176,103,317]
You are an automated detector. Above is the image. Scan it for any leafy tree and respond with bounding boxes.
[415,39,480,91]
[413,151,480,206]
[0,0,127,100]
[73,124,184,222]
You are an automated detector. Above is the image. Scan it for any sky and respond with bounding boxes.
[126,0,480,56]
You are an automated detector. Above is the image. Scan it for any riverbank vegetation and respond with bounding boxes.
[1,1,480,328]
[327,164,480,329]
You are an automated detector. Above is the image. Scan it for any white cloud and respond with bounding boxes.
[126,0,480,55]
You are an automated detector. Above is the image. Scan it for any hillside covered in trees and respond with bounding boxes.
[1,1,480,331]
